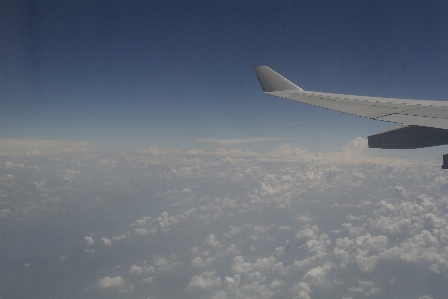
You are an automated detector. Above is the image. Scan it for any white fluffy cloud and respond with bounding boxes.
[84,236,95,246]
[187,270,222,291]
[129,263,155,275]
[303,262,335,288]
[290,282,311,299]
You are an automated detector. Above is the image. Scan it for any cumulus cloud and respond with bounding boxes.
[204,234,222,249]
[341,137,367,154]
[187,270,222,291]
[290,282,311,299]
[231,256,252,275]
[295,225,319,240]
[84,236,95,246]
[303,262,335,288]
[211,290,228,299]
[154,255,182,272]
[192,255,213,268]
[129,263,155,275]
[97,276,132,292]
[349,280,381,297]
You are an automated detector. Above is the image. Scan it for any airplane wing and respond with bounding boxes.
[253,66,448,152]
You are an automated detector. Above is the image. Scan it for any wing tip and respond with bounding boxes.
[253,66,302,92]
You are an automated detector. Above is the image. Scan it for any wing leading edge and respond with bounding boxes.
[253,66,448,168]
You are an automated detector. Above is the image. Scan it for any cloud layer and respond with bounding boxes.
[0,138,445,298]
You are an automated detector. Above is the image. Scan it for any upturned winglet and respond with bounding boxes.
[253,66,302,92]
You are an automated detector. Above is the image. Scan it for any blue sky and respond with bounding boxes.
[2,0,448,152]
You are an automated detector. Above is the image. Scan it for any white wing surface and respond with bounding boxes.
[254,65,448,169]
[253,66,448,130]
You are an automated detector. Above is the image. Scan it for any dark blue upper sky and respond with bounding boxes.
[2,0,448,151]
